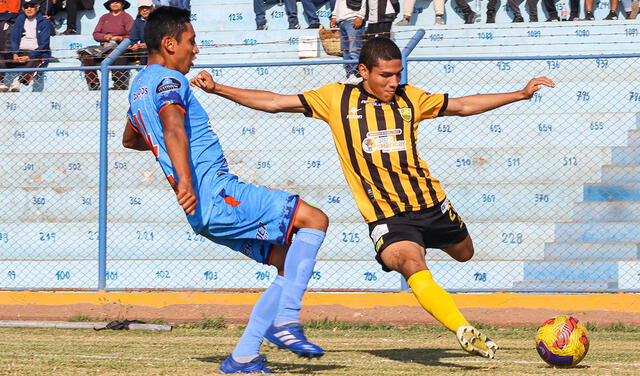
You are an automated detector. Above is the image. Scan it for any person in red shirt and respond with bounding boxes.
[78,0,133,90]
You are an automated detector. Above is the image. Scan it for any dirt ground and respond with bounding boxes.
[2,303,639,327]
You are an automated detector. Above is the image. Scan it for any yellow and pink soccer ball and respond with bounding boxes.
[535,315,590,368]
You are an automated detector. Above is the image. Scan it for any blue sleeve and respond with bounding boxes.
[129,19,142,44]
[9,16,23,54]
[153,73,189,114]
[32,18,52,59]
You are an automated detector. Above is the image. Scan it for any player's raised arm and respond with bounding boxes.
[444,77,555,117]
[159,104,198,216]
[190,70,307,113]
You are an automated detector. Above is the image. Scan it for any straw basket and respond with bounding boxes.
[319,26,342,57]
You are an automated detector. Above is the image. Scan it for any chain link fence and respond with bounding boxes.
[1,54,639,292]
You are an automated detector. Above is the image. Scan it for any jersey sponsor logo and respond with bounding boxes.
[346,107,362,119]
[360,99,394,106]
[362,129,406,154]
[370,224,389,243]
[440,198,450,214]
[398,107,412,122]
[156,77,181,93]
[132,86,148,102]
[256,221,269,240]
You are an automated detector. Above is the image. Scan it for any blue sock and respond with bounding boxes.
[231,275,284,361]
[273,228,326,325]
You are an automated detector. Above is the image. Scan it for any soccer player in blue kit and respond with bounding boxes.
[122,7,328,374]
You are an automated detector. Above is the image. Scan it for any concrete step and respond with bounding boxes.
[601,165,640,183]
[612,147,640,165]
[543,241,640,260]
[626,128,640,147]
[523,260,618,281]
[512,280,619,291]
[555,221,640,242]
[573,201,640,221]
[584,182,640,202]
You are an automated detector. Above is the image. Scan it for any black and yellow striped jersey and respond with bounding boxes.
[299,82,448,223]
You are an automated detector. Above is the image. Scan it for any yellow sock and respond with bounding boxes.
[407,269,469,333]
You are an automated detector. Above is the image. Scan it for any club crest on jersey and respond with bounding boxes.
[156,77,181,93]
[398,107,412,122]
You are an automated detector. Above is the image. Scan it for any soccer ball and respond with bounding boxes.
[535,315,589,368]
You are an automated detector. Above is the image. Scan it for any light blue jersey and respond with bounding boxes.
[127,64,299,264]
[127,64,228,232]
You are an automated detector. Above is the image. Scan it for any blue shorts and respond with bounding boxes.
[199,176,300,265]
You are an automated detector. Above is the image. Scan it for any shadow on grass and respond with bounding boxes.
[196,356,346,374]
[358,347,485,370]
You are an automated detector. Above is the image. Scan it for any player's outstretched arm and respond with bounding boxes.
[122,120,151,151]
[189,70,306,113]
[160,105,198,216]
[444,77,555,117]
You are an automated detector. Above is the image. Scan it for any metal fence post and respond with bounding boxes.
[98,39,132,290]
[400,29,425,86]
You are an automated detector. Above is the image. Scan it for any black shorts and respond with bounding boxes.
[367,199,469,272]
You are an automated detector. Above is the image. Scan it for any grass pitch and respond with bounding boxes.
[0,321,638,375]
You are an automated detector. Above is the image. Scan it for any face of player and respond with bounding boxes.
[174,23,199,74]
[359,58,403,103]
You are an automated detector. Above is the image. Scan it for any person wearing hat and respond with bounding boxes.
[77,0,133,90]
[1,0,51,92]
[128,0,152,64]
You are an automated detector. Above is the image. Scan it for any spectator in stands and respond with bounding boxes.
[128,0,152,64]
[253,0,299,30]
[365,0,399,38]
[151,0,188,9]
[601,0,621,19]
[77,0,133,90]
[60,0,94,35]
[487,0,538,22]
[624,0,639,18]
[395,0,445,25]
[331,0,365,84]
[5,0,51,92]
[23,0,57,27]
[547,0,580,20]
[0,0,20,91]
[301,0,335,28]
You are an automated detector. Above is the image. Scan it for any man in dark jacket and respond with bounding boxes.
[365,0,399,38]
[4,0,51,92]
[61,0,94,35]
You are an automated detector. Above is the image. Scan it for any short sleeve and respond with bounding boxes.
[417,92,448,121]
[153,74,189,114]
[299,83,340,122]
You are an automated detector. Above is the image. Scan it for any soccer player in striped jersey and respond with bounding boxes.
[191,36,554,360]
[123,7,329,374]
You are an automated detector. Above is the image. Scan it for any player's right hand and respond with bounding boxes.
[176,180,198,216]
[190,71,217,94]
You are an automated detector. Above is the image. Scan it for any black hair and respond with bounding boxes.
[144,6,192,52]
[358,37,402,70]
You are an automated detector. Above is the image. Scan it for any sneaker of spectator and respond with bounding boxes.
[289,22,300,29]
[435,14,444,24]
[9,80,19,92]
[512,15,524,22]
[603,11,618,19]
[486,13,495,23]
[394,17,410,26]
[530,15,538,21]
[546,16,560,21]
[257,23,267,30]
[584,11,595,19]
[307,23,321,28]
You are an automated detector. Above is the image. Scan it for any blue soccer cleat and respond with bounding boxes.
[264,323,324,358]
[219,354,273,374]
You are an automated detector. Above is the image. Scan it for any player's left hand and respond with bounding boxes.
[521,77,555,99]
[190,70,217,94]
[176,180,198,215]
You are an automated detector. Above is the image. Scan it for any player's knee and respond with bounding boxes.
[295,203,329,231]
[454,245,474,262]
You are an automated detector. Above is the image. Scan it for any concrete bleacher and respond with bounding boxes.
[0,0,638,290]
